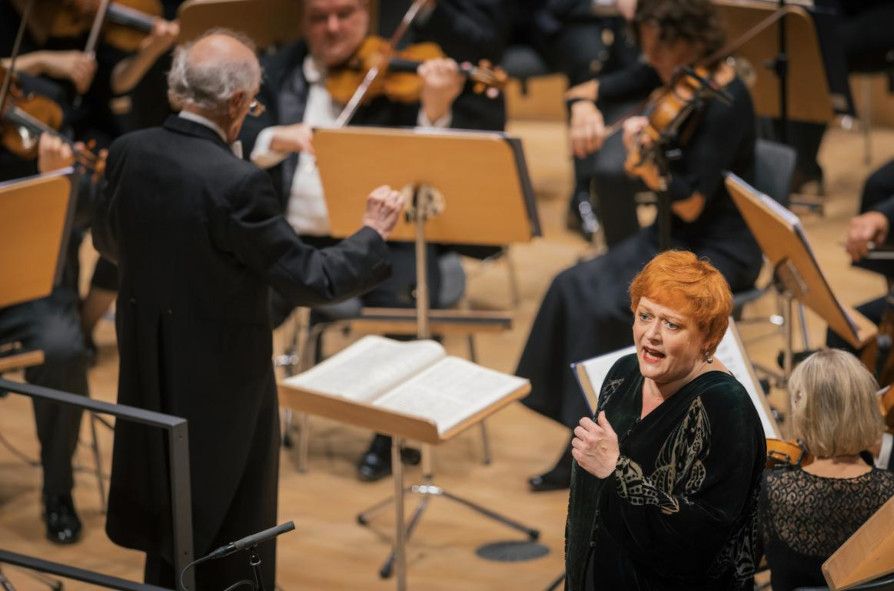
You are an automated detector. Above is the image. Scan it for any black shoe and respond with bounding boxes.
[356,435,421,482]
[43,494,82,544]
[528,464,572,492]
[528,438,574,492]
[566,192,600,242]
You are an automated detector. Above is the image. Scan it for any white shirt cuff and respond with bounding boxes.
[250,127,289,169]
[417,109,452,129]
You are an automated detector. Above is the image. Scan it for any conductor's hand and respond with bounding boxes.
[846,211,889,261]
[37,133,75,173]
[571,412,620,479]
[418,57,463,124]
[362,185,405,240]
[569,100,605,158]
[268,123,315,155]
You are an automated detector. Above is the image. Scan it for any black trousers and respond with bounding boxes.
[0,279,89,496]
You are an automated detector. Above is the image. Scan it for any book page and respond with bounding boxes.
[713,321,781,439]
[574,347,635,415]
[372,357,528,434]
[282,335,445,403]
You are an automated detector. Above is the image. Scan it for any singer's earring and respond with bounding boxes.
[704,351,714,364]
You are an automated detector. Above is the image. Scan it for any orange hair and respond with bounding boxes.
[628,250,733,353]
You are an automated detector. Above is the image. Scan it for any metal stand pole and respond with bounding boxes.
[392,436,407,591]
[248,545,265,591]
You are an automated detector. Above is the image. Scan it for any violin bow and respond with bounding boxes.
[333,0,431,127]
[0,0,36,116]
[71,0,112,108]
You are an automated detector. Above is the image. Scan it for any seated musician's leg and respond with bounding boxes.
[2,287,90,544]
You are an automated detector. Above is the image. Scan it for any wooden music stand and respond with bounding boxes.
[726,173,877,413]
[278,336,534,591]
[0,171,72,309]
[315,125,539,335]
[822,495,894,590]
[713,0,854,124]
[177,0,303,48]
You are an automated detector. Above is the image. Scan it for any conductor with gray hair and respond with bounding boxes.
[93,30,404,589]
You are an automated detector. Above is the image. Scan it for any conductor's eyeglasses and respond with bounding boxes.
[247,98,266,117]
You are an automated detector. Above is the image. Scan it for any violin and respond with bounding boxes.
[879,386,894,433]
[766,437,813,469]
[1,67,105,176]
[43,0,162,53]
[623,65,727,191]
[325,36,508,106]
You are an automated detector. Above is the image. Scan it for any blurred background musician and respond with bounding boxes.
[517,0,762,492]
[92,31,402,589]
[827,159,894,357]
[523,0,661,244]
[768,0,894,194]
[760,349,894,591]
[239,0,466,482]
[0,128,99,544]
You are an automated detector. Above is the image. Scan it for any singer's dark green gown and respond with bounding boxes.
[565,354,765,591]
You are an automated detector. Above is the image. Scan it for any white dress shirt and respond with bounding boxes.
[250,56,451,236]
[179,111,243,158]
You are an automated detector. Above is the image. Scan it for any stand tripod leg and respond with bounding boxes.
[356,486,414,525]
[88,413,106,512]
[296,412,310,473]
[434,487,540,540]
[392,436,407,591]
[379,495,430,579]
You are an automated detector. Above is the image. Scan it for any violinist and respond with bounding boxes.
[0,131,99,545]
[832,160,894,344]
[239,0,465,482]
[517,0,762,493]
[538,0,660,244]
[759,349,894,591]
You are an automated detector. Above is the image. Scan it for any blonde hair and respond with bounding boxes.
[789,349,885,458]
[628,250,732,354]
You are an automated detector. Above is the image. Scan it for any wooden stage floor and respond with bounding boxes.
[1,118,892,590]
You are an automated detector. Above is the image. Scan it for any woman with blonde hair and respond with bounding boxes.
[760,349,894,591]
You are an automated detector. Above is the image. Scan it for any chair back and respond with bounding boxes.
[753,138,797,208]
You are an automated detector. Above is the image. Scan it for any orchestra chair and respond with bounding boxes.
[501,45,552,96]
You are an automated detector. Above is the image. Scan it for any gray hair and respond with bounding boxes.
[167,29,260,115]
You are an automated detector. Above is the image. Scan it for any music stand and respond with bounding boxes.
[278,336,533,591]
[0,170,73,309]
[726,173,876,422]
[177,0,303,48]
[311,126,540,587]
[713,0,854,127]
[822,495,894,590]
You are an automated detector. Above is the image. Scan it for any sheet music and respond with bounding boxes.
[283,335,445,402]
[574,321,780,438]
[373,357,527,434]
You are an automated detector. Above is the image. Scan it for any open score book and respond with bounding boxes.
[281,335,529,439]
